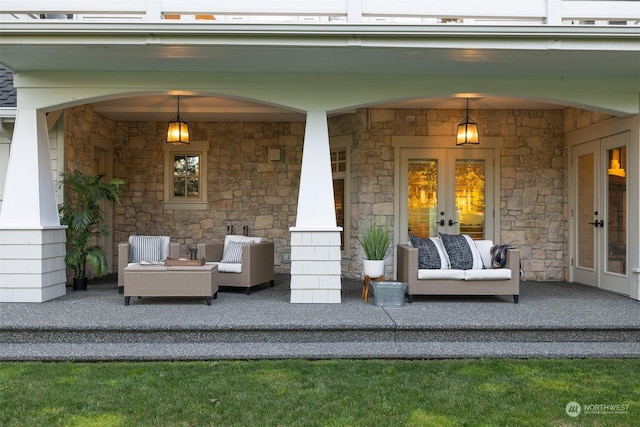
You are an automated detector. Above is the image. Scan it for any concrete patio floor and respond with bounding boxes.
[1,274,639,360]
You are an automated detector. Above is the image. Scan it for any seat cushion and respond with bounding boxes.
[464,268,512,280]
[439,233,485,270]
[129,235,170,263]
[418,269,465,280]
[217,262,243,273]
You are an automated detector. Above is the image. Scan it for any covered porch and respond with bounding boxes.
[0,274,639,360]
[1,1,639,304]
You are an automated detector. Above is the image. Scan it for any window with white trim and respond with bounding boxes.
[330,135,352,254]
[163,141,208,210]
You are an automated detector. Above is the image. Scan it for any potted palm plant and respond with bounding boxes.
[357,221,392,278]
[58,170,123,291]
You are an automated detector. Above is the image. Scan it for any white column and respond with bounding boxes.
[546,0,563,25]
[290,110,342,303]
[633,269,640,301]
[0,108,67,302]
[347,0,363,23]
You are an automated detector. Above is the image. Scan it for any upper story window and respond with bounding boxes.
[163,141,208,210]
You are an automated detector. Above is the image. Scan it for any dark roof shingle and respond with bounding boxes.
[0,69,17,107]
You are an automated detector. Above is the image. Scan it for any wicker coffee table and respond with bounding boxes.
[123,263,219,306]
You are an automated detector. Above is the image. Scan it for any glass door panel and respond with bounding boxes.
[577,152,595,270]
[407,159,439,238]
[333,178,345,249]
[606,146,626,275]
[400,148,495,245]
[455,159,486,239]
[571,133,629,295]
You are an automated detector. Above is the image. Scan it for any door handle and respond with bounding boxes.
[448,219,458,226]
[588,220,605,228]
[439,219,445,227]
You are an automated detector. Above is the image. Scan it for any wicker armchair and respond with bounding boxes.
[197,237,274,294]
[117,236,180,290]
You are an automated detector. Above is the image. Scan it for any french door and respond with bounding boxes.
[571,132,629,295]
[399,148,496,243]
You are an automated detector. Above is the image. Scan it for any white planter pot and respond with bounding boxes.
[363,259,385,278]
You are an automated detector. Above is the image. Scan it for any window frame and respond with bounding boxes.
[163,140,208,210]
[330,135,352,256]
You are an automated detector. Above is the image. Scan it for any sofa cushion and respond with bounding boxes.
[221,240,251,263]
[464,268,512,280]
[129,235,169,263]
[204,261,243,273]
[217,262,243,273]
[408,234,449,269]
[439,233,484,270]
[418,269,465,280]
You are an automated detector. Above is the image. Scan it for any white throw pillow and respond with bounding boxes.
[473,240,494,268]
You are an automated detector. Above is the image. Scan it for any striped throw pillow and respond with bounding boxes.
[129,235,164,263]
[220,240,251,263]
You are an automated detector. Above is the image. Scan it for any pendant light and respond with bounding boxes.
[456,98,479,146]
[166,95,190,145]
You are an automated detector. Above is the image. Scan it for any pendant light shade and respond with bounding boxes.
[166,95,190,145]
[456,98,479,146]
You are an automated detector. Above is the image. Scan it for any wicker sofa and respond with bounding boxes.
[396,237,520,303]
[197,235,275,294]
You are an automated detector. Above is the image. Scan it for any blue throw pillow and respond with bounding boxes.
[409,234,448,269]
[439,233,484,270]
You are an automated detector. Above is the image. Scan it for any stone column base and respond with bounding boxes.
[289,228,342,303]
[0,227,67,302]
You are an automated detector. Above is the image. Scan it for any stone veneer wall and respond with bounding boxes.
[112,120,304,273]
[64,105,115,174]
[331,108,570,281]
[563,108,614,132]
[63,105,119,279]
[63,104,616,283]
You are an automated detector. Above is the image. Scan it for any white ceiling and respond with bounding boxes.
[1,23,637,120]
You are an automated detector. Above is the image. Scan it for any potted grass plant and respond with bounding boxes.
[58,170,123,291]
[357,221,392,278]
[358,221,407,306]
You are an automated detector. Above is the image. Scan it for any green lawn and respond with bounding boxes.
[0,359,638,426]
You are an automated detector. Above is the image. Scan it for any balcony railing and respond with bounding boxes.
[1,0,639,26]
